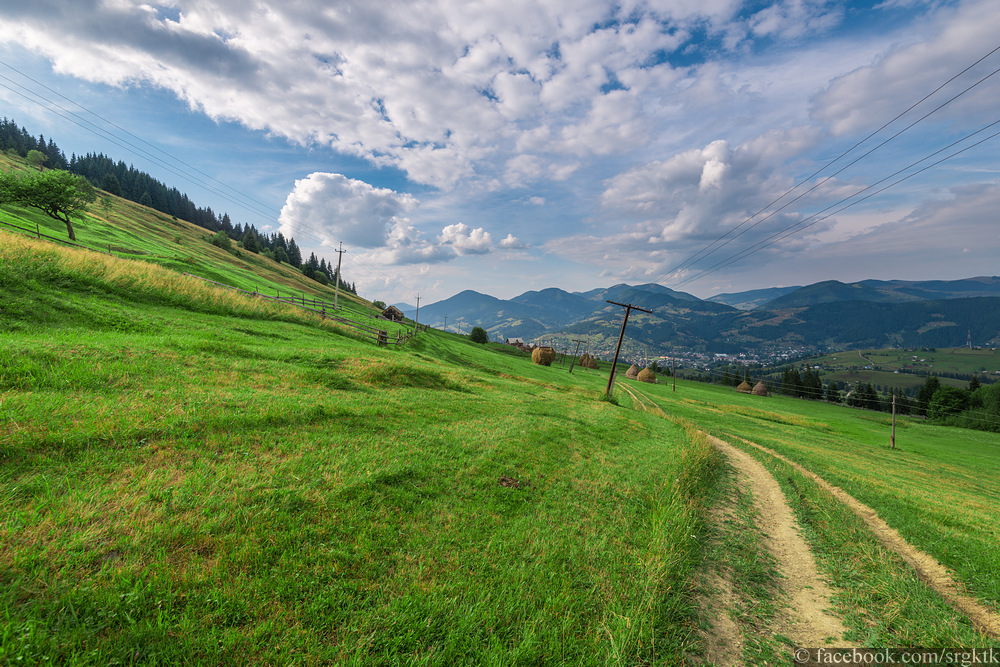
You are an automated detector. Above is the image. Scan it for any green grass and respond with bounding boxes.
[7,177,1000,660]
[621,378,1000,647]
[0,231,718,664]
[0,154,389,334]
[800,348,1000,390]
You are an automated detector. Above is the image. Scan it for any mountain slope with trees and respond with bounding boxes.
[0,116,356,294]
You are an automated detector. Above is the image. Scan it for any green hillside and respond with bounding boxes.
[0,154,374,322]
[4,175,1000,662]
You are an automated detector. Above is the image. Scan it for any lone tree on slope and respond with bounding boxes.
[1,170,97,241]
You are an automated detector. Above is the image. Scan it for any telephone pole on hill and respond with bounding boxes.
[413,294,420,334]
[605,301,652,397]
[333,242,346,310]
[568,339,586,373]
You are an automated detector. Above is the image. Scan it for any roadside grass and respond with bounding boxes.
[693,441,787,664]
[624,378,1000,646]
[0,235,718,663]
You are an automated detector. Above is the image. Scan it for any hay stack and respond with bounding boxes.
[580,353,599,369]
[752,381,770,397]
[638,368,656,384]
[532,346,556,366]
[737,380,752,393]
[625,364,640,379]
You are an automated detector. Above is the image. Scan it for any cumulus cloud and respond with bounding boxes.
[278,173,416,248]
[811,0,1000,136]
[4,0,998,301]
[438,223,494,255]
[499,233,529,249]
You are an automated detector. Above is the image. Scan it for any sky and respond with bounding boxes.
[1,0,999,305]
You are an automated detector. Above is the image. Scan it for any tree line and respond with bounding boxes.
[1,117,356,293]
[698,362,1000,433]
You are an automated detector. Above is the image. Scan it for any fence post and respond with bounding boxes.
[377,330,387,346]
[36,223,40,239]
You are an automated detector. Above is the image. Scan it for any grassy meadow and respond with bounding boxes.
[618,378,1000,647]
[5,172,1000,662]
[802,348,1000,391]
[1,230,718,664]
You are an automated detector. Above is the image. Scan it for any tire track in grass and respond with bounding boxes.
[709,435,850,649]
[617,382,850,657]
[732,435,1000,640]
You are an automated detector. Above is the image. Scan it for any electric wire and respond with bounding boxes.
[0,59,278,218]
[0,72,277,222]
[658,42,1000,285]
[672,121,1000,289]
[667,62,1000,284]
[0,60,409,293]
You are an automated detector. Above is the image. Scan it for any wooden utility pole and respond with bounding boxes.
[413,294,420,334]
[672,357,676,392]
[891,394,897,449]
[333,242,346,310]
[604,301,653,397]
[568,339,585,373]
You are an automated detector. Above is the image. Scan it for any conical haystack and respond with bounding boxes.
[625,364,640,379]
[637,368,656,384]
[581,353,599,369]
[737,380,752,393]
[532,346,556,366]
[752,380,770,397]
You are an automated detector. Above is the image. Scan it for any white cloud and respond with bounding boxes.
[278,172,417,248]
[438,223,494,255]
[499,233,529,249]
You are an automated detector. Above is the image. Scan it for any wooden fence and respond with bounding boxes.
[182,273,413,346]
[0,219,414,347]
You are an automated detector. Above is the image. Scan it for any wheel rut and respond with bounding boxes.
[616,383,850,656]
[709,434,850,649]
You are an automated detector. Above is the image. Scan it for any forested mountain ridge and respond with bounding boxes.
[412,281,1000,354]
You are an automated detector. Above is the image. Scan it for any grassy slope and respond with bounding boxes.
[799,348,999,390]
[0,231,716,665]
[0,154,375,319]
[618,378,1000,646]
[5,170,1000,657]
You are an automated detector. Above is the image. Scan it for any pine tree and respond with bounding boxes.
[286,239,302,268]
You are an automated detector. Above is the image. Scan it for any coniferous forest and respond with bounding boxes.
[0,117,356,293]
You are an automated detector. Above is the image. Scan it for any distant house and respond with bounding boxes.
[381,306,405,322]
[505,337,525,348]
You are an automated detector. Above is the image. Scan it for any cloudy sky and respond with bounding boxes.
[1,0,998,304]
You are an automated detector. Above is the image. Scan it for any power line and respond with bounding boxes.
[0,57,410,291]
[672,122,1000,289]
[0,59,279,218]
[658,41,1000,286]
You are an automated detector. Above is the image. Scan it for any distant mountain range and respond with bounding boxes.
[402,277,1000,355]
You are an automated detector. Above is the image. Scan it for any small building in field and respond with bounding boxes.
[505,337,525,348]
[381,306,405,322]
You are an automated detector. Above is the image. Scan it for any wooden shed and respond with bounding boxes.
[380,305,405,322]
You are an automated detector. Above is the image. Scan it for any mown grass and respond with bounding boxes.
[0,232,719,664]
[623,378,1000,647]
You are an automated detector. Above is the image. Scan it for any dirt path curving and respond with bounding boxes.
[709,435,851,649]
[616,382,850,653]
[734,435,1000,639]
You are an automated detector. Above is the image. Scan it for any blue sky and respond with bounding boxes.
[1,0,998,305]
